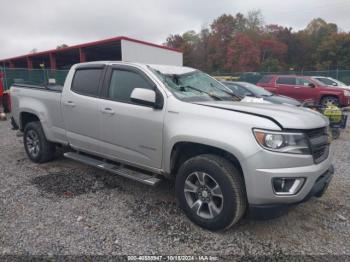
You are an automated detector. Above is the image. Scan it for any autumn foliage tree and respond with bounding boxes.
[226,33,260,72]
[165,11,349,73]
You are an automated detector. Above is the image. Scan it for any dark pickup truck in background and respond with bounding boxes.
[257,75,350,107]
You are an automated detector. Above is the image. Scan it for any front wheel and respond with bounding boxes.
[175,154,247,231]
[320,96,339,108]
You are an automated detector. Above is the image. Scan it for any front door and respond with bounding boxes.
[98,65,165,169]
[294,77,317,101]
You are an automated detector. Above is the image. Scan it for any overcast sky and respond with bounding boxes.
[1,0,350,59]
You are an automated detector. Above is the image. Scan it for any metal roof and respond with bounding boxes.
[0,36,181,62]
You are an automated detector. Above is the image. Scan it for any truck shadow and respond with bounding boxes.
[30,164,173,199]
[30,168,128,198]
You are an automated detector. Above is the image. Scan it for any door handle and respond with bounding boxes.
[64,101,76,107]
[101,108,115,115]
[294,86,301,89]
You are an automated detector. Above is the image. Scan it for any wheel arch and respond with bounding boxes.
[20,111,41,131]
[319,94,340,103]
[170,141,246,186]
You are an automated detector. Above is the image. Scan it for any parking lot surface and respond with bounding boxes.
[0,119,349,258]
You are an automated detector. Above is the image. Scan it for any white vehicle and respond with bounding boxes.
[9,62,333,230]
[312,76,350,90]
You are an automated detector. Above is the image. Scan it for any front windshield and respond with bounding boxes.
[237,82,273,96]
[150,67,238,102]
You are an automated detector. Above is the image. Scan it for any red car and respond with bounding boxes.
[257,75,350,107]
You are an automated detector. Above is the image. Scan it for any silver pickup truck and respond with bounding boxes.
[9,62,334,230]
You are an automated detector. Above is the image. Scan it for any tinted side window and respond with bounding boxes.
[258,75,272,84]
[108,70,154,103]
[71,69,102,96]
[276,77,296,85]
[315,78,333,85]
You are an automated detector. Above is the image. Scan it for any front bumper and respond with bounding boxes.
[340,96,350,107]
[249,164,334,219]
[244,143,333,205]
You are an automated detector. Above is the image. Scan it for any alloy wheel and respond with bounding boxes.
[26,130,40,158]
[184,172,224,219]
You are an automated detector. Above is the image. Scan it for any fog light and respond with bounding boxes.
[272,178,305,195]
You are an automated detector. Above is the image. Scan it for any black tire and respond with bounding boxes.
[320,96,339,108]
[331,128,341,140]
[23,121,56,163]
[175,154,247,231]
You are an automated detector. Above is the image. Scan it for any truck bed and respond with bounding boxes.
[12,83,63,92]
[10,83,67,144]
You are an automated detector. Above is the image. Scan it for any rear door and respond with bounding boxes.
[275,76,299,99]
[98,65,165,169]
[61,65,105,155]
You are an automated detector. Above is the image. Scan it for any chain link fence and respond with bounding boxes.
[1,67,350,90]
[0,67,69,90]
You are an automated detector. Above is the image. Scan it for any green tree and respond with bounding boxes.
[246,10,264,32]
[259,57,282,72]
[316,33,350,70]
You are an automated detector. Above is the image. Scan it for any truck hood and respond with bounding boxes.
[196,101,329,129]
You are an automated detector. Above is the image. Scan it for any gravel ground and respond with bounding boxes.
[0,117,349,259]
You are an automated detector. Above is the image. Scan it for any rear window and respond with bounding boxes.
[296,78,313,86]
[71,69,102,96]
[276,77,296,85]
[258,75,273,84]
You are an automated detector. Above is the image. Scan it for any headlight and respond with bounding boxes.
[344,90,350,97]
[253,129,310,154]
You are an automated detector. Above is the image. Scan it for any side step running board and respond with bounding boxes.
[64,152,161,186]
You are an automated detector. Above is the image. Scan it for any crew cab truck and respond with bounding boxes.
[257,75,350,108]
[9,62,334,230]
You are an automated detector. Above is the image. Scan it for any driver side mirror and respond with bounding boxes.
[130,88,162,109]
[308,83,316,88]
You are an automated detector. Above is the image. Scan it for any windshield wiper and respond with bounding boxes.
[180,85,223,101]
[220,89,242,101]
[210,84,242,101]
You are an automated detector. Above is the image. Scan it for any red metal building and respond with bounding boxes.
[0,36,182,70]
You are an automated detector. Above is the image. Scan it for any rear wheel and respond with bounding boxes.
[175,154,247,231]
[320,96,339,107]
[23,121,56,163]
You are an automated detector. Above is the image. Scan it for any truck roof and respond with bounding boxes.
[74,61,196,75]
